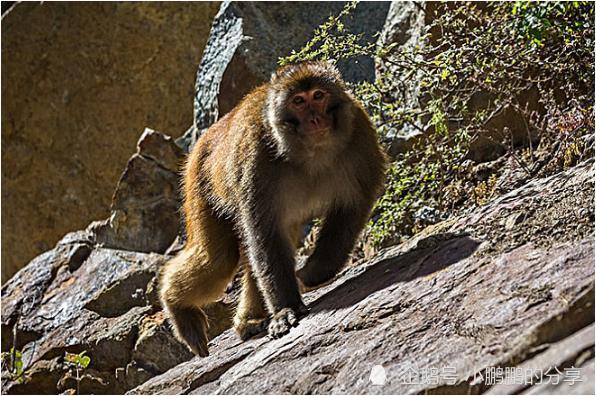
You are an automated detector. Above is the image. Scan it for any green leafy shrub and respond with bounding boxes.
[64,351,92,395]
[1,347,24,382]
[281,1,594,251]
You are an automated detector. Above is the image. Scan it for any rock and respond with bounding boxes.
[178,1,390,150]
[1,2,220,283]
[129,160,594,395]
[89,129,183,254]
[486,324,595,394]
[0,244,192,394]
[1,123,243,394]
[376,1,434,139]
[522,358,595,395]
[455,159,595,252]
[504,212,525,230]
[132,311,194,374]
[467,87,542,164]
[2,247,162,337]
[386,129,426,158]
[3,357,64,395]
[135,128,184,171]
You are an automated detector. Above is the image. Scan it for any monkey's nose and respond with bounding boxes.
[311,116,322,128]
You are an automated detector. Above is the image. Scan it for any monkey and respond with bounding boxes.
[159,61,387,356]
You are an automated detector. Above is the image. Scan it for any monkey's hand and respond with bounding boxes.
[268,304,308,338]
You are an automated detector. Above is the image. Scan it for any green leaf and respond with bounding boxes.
[79,356,91,368]
[14,359,23,376]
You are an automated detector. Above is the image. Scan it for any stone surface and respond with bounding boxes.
[89,129,183,254]
[0,126,237,394]
[2,148,593,395]
[487,324,595,394]
[178,1,391,150]
[376,1,433,142]
[1,2,220,283]
[0,243,190,394]
[128,160,595,395]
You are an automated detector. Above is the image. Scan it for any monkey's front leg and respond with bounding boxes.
[244,220,308,339]
[297,206,369,288]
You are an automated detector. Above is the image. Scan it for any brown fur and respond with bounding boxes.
[159,61,387,356]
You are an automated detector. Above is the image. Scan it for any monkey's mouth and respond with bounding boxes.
[303,115,332,136]
[303,126,330,137]
[282,117,330,137]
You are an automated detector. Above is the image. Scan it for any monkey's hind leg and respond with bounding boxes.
[159,217,239,356]
[233,258,268,340]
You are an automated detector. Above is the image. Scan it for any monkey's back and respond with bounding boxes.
[181,86,272,239]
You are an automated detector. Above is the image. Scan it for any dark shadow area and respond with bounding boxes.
[309,236,481,313]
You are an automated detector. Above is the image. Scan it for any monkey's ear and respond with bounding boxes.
[271,63,294,83]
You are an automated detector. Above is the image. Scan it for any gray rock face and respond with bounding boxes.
[376,1,431,148]
[177,1,391,151]
[0,245,177,394]
[89,128,183,254]
[128,160,594,394]
[1,134,593,394]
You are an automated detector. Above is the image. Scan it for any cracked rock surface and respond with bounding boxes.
[128,160,595,395]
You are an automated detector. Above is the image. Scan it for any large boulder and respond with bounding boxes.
[177,1,391,150]
[1,2,220,283]
[129,159,594,394]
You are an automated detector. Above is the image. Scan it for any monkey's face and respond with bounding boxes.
[286,87,332,137]
[266,62,355,162]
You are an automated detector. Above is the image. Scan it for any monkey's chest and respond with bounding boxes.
[279,168,356,227]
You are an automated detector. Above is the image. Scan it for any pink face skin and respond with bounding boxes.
[288,88,332,136]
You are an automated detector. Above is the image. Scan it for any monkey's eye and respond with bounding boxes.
[313,90,325,100]
[292,96,305,106]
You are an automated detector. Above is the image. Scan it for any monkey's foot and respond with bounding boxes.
[296,264,335,291]
[234,317,269,341]
[268,305,308,338]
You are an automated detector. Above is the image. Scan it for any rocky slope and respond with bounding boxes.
[2,149,593,394]
[128,159,595,395]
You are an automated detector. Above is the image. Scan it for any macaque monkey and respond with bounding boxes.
[159,61,386,356]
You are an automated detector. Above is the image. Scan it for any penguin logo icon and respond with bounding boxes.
[370,364,387,386]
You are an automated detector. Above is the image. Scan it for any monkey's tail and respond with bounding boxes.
[164,304,210,357]
[159,247,211,357]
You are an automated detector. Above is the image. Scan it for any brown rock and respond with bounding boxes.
[1,2,220,283]
[89,129,183,254]
[136,128,184,172]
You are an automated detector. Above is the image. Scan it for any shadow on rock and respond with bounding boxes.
[310,236,481,313]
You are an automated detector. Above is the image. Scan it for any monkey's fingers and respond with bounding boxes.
[268,306,307,339]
